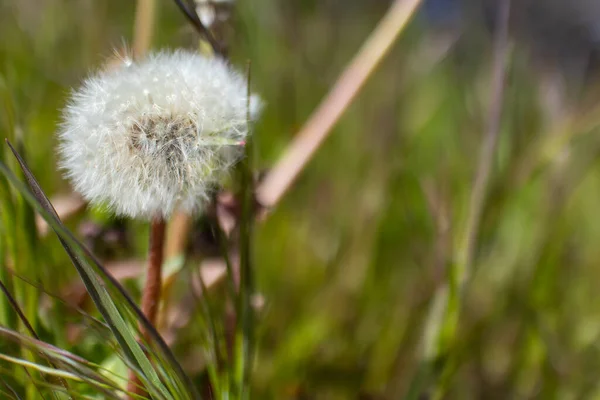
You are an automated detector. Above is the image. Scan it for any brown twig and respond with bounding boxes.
[256,0,423,209]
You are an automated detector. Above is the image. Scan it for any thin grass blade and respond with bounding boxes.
[1,140,200,399]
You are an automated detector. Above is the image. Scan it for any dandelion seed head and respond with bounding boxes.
[58,50,261,219]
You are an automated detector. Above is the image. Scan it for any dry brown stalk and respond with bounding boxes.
[256,0,423,209]
[132,0,156,59]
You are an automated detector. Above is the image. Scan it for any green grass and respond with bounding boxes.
[2,0,600,399]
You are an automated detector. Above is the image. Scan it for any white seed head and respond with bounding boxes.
[58,50,261,219]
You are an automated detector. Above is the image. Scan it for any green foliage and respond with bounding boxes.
[2,0,600,399]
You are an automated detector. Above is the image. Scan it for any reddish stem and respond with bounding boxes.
[141,216,167,327]
[127,216,166,398]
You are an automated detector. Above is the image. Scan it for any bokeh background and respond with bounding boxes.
[3,0,600,398]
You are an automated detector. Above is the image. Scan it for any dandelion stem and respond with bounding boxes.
[127,215,166,397]
[141,216,167,328]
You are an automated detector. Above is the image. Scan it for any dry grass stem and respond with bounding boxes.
[457,0,511,283]
[132,0,156,59]
[256,0,423,209]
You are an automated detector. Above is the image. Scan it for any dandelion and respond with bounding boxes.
[58,49,261,220]
[56,50,262,375]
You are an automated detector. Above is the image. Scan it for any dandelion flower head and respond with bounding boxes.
[58,50,261,219]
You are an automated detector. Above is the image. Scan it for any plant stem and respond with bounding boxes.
[132,0,156,59]
[127,215,166,397]
[456,0,511,286]
[172,0,224,56]
[256,0,423,209]
[232,62,257,400]
[142,216,167,328]
[417,1,512,398]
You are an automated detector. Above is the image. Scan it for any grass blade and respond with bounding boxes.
[0,278,70,398]
[1,140,199,399]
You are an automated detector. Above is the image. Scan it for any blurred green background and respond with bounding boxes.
[3,0,600,398]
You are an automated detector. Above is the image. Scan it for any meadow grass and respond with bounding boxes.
[2,0,600,399]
